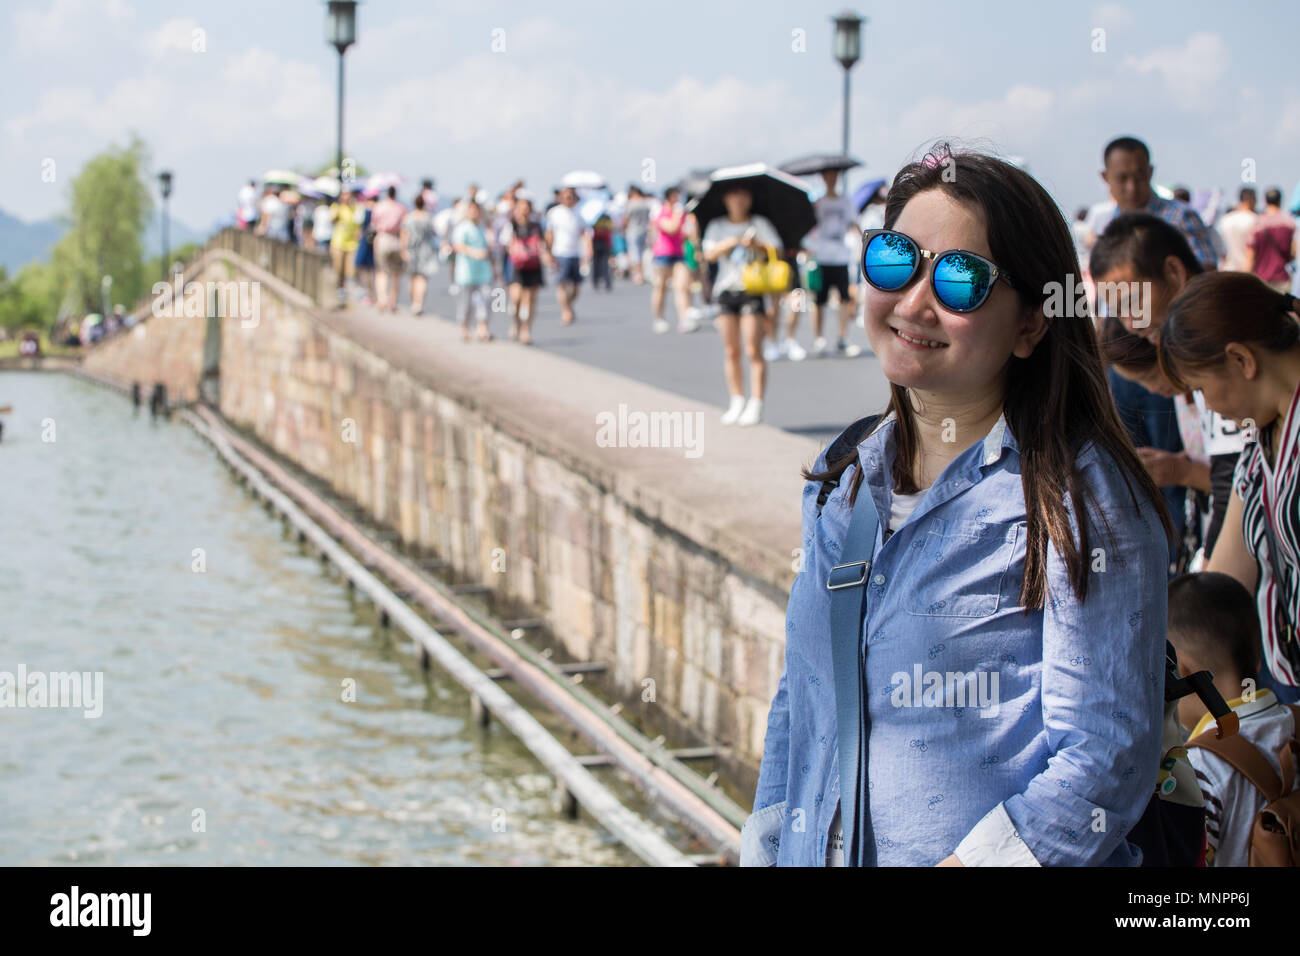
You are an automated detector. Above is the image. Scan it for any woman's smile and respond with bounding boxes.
[890,325,949,349]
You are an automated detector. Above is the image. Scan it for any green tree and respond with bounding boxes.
[0,262,60,331]
[48,135,153,317]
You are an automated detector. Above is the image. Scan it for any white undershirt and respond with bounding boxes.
[888,489,927,532]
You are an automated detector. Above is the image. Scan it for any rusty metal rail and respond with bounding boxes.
[181,406,695,867]
[188,405,743,863]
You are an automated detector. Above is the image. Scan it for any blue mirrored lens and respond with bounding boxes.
[863,232,916,291]
[933,252,992,311]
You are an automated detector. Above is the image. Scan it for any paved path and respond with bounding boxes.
[381,264,891,447]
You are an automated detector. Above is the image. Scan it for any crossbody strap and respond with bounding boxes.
[827,476,882,867]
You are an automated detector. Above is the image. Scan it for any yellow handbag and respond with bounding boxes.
[742,246,791,295]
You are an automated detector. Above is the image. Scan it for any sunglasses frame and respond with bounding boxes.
[860,228,1016,314]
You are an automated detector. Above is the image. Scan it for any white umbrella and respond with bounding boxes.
[313,176,341,199]
[562,170,605,191]
[366,172,406,194]
[578,196,609,226]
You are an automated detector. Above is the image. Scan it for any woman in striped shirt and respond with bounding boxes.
[1158,273,1300,703]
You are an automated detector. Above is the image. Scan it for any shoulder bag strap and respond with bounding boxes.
[827,477,882,867]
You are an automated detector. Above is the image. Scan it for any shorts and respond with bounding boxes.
[511,265,544,289]
[653,254,684,267]
[716,290,767,316]
[626,230,647,263]
[375,232,403,272]
[815,264,852,306]
[556,256,583,284]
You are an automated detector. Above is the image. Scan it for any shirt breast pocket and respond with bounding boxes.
[903,518,1021,619]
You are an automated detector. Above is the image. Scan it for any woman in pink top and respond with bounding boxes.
[372,186,407,312]
[649,185,695,334]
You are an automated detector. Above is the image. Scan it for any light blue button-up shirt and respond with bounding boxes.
[751,412,1169,866]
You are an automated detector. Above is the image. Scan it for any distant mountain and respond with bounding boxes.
[0,209,63,274]
[0,207,208,274]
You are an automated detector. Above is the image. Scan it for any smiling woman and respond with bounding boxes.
[741,146,1176,868]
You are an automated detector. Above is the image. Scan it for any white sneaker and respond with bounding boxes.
[678,315,700,333]
[720,395,746,425]
[842,343,862,358]
[653,319,671,334]
[763,340,783,362]
[786,338,808,361]
[737,396,763,426]
[812,337,829,357]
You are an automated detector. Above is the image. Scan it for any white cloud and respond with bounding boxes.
[1122,32,1228,100]
[1091,3,1136,31]
[144,17,203,59]
[883,84,1056,166]
[12,0,134,54]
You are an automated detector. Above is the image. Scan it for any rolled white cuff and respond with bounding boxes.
[953,802,1041,867]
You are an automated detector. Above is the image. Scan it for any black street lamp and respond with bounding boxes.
[325,1,359,184]
[832,11,866,160]
[157,169,173,280]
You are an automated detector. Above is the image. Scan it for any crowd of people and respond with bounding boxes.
[234,168,884,424]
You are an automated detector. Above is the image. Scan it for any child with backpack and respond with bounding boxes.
[1172,572,1300,865]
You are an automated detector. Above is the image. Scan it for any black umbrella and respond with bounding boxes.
[688,163,817,251]
[779,153,864,177]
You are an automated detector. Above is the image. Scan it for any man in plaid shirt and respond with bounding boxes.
[1093,136,1220,271]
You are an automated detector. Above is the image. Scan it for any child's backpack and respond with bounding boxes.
[509,224,542,269]
[1186,704,1300,866]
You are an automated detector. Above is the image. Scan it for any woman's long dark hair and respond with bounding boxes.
[806,146,1174,610]
[1157,272,1300,392]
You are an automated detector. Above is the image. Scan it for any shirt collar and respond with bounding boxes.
[857,409,1017,471]
[1144,193,1172,214]
[1188,688,1278,740]
[982,412,1014,466]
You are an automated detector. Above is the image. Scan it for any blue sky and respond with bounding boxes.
[3,0,1298,232]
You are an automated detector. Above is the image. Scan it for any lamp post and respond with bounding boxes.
[832,12,865,160]
[157,169,173,280]
[100,275,112,324]
[325,1,359,184]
